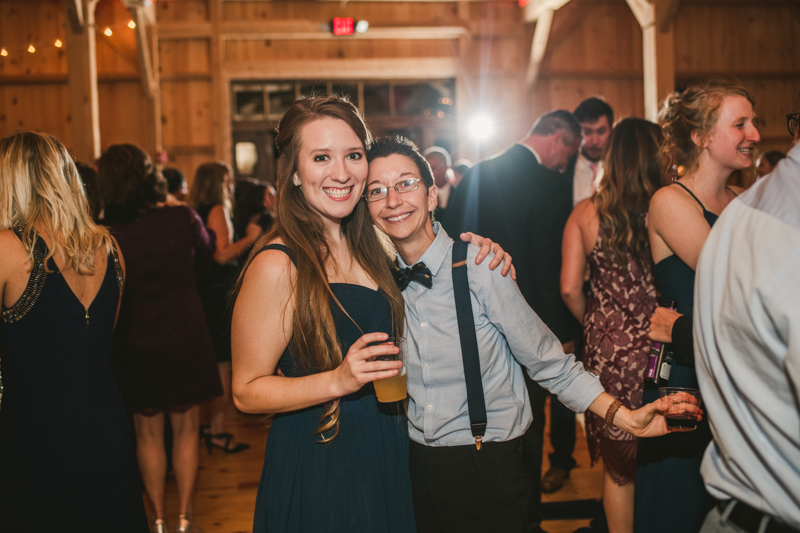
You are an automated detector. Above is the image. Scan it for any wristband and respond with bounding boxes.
[605,399,623,428]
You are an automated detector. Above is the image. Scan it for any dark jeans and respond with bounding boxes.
[521,373,548,528]
[410,438,530,533]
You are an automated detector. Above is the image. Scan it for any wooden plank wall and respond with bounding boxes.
[1,0,798,178]
[535,0,799,157]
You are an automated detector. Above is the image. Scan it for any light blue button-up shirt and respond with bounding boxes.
[399,224,604,447]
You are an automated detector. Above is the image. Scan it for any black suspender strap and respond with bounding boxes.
[451,241,488,450]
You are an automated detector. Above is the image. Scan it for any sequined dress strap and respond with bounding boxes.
[110,238,124,295]
[1,227,48,324]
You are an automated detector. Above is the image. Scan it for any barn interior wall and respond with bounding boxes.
[1,0,798,181]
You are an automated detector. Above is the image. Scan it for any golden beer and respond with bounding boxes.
[374,373,407,403]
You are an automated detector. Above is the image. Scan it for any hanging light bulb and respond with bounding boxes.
[54,39,63,48]
[28,45,36,53]
[104,27,113,36]
[128,20,136,29]
[0,48,8,57]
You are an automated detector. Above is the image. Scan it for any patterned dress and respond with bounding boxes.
[582,226,657,485]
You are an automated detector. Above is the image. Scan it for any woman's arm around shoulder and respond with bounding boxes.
[230,243,403,414]
[560,198,596,323]
[648,184,710,270]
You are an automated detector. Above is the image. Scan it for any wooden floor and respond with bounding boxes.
[156,398,602,533]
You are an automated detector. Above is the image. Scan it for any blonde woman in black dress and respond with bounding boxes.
[0,132,148,532]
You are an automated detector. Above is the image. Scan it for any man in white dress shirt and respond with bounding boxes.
[693,117,800,533]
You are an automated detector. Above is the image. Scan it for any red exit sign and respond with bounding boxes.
[332,17,355,36]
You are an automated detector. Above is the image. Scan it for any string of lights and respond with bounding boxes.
[0,19,137,58]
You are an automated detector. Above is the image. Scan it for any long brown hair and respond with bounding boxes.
[235,96,404,442]
[659,80,755,174]
[593,118,664,273]
[187,161,233,212]
[0,131,112,274]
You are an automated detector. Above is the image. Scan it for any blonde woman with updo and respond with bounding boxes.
[0,132,148,532]
[635,81,760,533]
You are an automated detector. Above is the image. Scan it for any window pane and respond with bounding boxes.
[332,83,359,107]
[235,89,264,119]
[235,142,258,177]
[423,80,455,118]
[267,83,295,116]
[300,82,328,98]
[364,83,390,116]
[395,84,423,116]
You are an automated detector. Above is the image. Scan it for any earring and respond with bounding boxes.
[292,173,301,187]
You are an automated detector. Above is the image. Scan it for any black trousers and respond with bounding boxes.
[409,438,530,533]
[547,333,583,472]
[521,373,548,528]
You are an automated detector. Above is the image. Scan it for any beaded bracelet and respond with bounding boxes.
[605,399,623,428]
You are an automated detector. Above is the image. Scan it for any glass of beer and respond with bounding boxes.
[658,387,702,431]
[373,336,407,403]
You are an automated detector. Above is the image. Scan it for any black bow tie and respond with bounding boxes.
[392,262,433,291]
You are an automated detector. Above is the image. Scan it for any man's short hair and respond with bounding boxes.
[368,136,435,189]
[529,110,582,143]
[422,146,452,168]
[573,96,614,127]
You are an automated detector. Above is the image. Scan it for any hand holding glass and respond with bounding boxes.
[659,388,702,432]
[372,336,408,403]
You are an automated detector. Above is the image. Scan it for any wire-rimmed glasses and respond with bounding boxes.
[364,178,422,202]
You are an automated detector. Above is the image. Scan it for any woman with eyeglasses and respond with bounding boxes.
[637,81,761,533]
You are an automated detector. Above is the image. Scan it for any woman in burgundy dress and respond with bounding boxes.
[98,144,223,533]
[561,118,663,533]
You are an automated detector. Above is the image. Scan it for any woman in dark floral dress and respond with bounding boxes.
[561,118,664,533]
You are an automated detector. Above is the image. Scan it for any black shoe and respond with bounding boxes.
[204,432,250,454]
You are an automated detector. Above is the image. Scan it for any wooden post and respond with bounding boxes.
[64,0,101,162]
[121,0,161,156]
[627,0,678,122]
[523,0,572,91]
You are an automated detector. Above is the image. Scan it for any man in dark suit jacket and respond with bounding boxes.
[444,110,582,533]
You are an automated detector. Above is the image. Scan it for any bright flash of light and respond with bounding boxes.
[128,20,136,29]
[104,27,113,36]
[54,39,63,48]
[469,115,494,141]
[27,45,36,53]
[1,49,8,57]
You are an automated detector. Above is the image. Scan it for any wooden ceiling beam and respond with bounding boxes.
[524,0,572,23]
[524,0,572,90]
[120,0,156,100]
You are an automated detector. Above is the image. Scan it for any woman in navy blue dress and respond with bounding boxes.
[636,81,761,533]
[229,96,416,532]
[0,132,148,532]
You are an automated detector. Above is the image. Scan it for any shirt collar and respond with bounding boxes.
[516,142,542,165]
[397,222,452,277]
